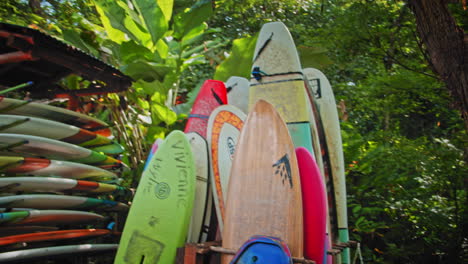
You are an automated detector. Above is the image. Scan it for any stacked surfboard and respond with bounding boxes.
[0,96,129,262]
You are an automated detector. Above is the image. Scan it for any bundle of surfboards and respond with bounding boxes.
[114,22,351,264]
[0,97,131,262]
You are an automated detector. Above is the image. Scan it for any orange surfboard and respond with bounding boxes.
[222,100,303,263]
[0,229,110,247]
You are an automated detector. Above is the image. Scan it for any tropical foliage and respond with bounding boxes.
[1,0,466,263]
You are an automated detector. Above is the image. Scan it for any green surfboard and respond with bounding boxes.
[114,130,196,264]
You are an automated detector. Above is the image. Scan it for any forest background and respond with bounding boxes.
[0,0,466,263]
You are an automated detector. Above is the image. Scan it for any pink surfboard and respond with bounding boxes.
[296,147,327,264]
[184,80,227,138]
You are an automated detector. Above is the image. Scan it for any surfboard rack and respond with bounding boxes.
[177,241,318,264]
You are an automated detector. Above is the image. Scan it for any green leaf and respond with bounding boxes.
[297,45,333,68]
[181,22,207,48]
[157,0,174,21]
[120,40,154,64]
[93,3,126,43]
[132,0,169,44]
[122,61,174,82]
[152,103,177,125]
[173,0,212,39]
[214,34,258,81]
[93,0,151,46]
[62,30,99,56]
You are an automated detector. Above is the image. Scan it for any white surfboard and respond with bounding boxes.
[185,132,211,243]
[304,67,349,263]
[225,76,249,113]
[207,105,246,232]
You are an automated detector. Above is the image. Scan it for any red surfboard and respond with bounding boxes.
[0,229,111,247]
[184,80,227,138]
[296,147,327,264]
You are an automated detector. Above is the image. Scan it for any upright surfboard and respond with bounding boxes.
[222,100,303,263]
[225,76,249,113]
[296,147,327,264]
[0,177,127,194]
[0,96,112,137]
[185,132,211,243]
[0,244,118,262]
[0,115,124,154]
[0,194,128,211]
[0,210,104,226]
[184,80,227,138]
[304,68,349,263]
[249,22,313,154]
[207,105,246,232]
[0,134,123,167]
[114,130,196,264]
[0,156,118,181]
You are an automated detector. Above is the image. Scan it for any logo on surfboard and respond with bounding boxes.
[272,154,293,188]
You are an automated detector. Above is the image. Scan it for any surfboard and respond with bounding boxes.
[0,229,111,247]
[230,235,293,264]
[0,177,127,194]
[304,68,349,263]
[0,210,104,226]
[184,80,227,138]
[0,226,59,237]
[302,69,339,252]
[114,130,196,264]
[0,194,128,211]
[0,134,123,167]
[207,105,246,232]
[185,132,210,243]
[296,147,327,264]
[225,76,249,113]
[222,100,303,263]
[0,115,124,154]
[0,96,112,137]
[0,156,118,181]
[249,22,312,156]
[0,244,118,262]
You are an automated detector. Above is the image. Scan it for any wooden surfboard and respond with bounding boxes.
[0,156,118,181]
[114,130,196,264]
[222,100,303,263]
[0,177,127,194]
[184,80,227,138]
[296,147,327,264]
[0,134,123,167]
[249,22,313,155]
[207,105,246,232]
[0,96,112,137]
[0,229,111,247]
[0,194,128,211]
[0,210,104,226]
[0,244,118,262]
[185,132,211,243]
[0,115,124,154]
[225,76,249,113]
[304,68,349,263]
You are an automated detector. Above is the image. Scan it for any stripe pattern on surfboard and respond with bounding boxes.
[207,105,246,232]
[0,194,128,211]
[0,156,118,181]
[0,210,104,226]
[0,96,111,137]
[0,114,124,154]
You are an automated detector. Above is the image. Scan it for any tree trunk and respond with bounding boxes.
[407,0,468,131]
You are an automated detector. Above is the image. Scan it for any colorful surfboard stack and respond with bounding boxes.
[111,22,351,264]
[0,96,128,262]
